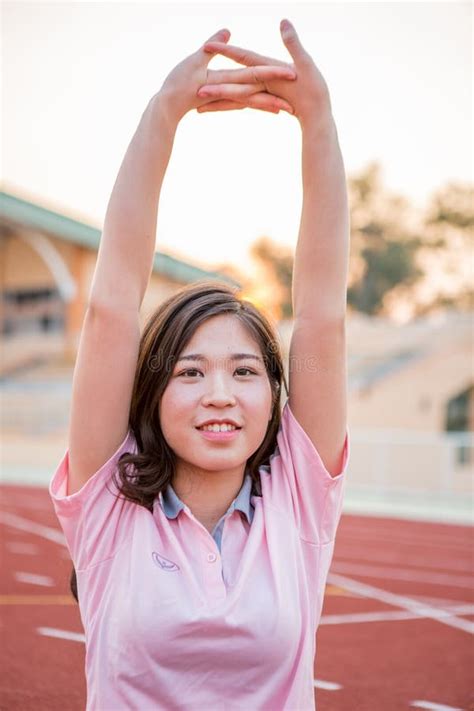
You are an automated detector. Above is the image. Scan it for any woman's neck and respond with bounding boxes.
[171,462,246,531]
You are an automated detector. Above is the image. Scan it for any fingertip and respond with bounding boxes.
[218,28,231,43]
[205,27,230,47]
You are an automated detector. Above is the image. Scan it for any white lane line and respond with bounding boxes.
[15,572,54,587]
[331,562,474,589]
[6,542,39,554]
[37,627,85,643]
[313,680,342,691]
[0,512,66,546]
[409,595,473,608]
[410,701,464,710]
[327,573,474,635]
[321,604,474,626]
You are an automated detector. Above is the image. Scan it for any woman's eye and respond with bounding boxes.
[178,367,255,377]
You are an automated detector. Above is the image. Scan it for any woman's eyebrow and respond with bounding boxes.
[176,353,263,363]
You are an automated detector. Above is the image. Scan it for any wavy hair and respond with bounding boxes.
[69,281,288,601]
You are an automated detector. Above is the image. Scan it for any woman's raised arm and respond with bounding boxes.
[67,28,298,496]
[88,97,177,313]
[68,29,230,496]
[203,20,350,475]
[67,95,177,495]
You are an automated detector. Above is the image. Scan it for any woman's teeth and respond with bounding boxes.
[199,424,237,432]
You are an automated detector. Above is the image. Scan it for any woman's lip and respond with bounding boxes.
[195,427,241,441]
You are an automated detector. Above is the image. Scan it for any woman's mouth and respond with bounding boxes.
[195,426,241,442]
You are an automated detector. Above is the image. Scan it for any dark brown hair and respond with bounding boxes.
[69,281,288,601]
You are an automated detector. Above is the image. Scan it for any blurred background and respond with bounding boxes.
[1,2,473,709]
[2,0,472,521]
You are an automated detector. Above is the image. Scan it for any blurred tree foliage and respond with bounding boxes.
[413,181,474,315]
[347,162,424,316]
[249,237,294,319]
[248,161,473,321]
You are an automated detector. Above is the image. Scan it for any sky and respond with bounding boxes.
[2,1,472,272]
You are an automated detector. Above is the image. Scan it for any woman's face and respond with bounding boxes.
[159,314,274,475]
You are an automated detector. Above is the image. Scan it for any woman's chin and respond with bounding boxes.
[179,453,246,474]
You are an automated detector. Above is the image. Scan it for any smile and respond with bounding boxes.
[195,428,241,442]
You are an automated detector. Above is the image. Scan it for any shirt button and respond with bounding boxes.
[207,552,217,563]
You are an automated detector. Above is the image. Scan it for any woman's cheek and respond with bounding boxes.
[162,381,199,417]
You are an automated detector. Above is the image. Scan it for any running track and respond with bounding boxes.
[1,484,473,711]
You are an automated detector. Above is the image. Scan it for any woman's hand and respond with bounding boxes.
[157,27,298,124]
[199,19,332,128]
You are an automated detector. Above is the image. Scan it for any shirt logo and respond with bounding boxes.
[152,551,180,572]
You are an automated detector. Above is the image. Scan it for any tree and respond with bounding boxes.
[347,162,424,317]
[383,182,474,319]
[246,162,473,322]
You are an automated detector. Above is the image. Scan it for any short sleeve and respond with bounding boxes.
[265,399,350,545]
[49,430,138,571]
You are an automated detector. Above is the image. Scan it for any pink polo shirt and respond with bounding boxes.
[49,400,349,710]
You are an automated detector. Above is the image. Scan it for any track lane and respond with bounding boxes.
[1,484,472,710]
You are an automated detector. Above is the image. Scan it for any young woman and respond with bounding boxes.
[50,19,350,711]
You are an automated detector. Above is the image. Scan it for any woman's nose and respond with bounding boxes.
[201,376,236,406]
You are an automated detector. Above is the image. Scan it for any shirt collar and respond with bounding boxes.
[159,472,255,525]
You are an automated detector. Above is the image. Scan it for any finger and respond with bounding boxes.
[198,82,264,100]
[244,91,294,114]
[197,83,294,113]
[198,100,281,115]
[200,28,231,63]
[204,28,231,45]
[197,100,247,113]
[280,19,308,61]
[207,64,296,84]
[203,41,284,68]
[199,89,293,114]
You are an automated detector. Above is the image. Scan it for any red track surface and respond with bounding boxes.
[1,484,473,711]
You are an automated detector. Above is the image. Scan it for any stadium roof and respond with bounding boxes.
[0,190,240,288]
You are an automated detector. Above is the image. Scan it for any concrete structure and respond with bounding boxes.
[277,311,473,519]
[346,311,473,434]
[278,311,473,436]
[0,190,239,374]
